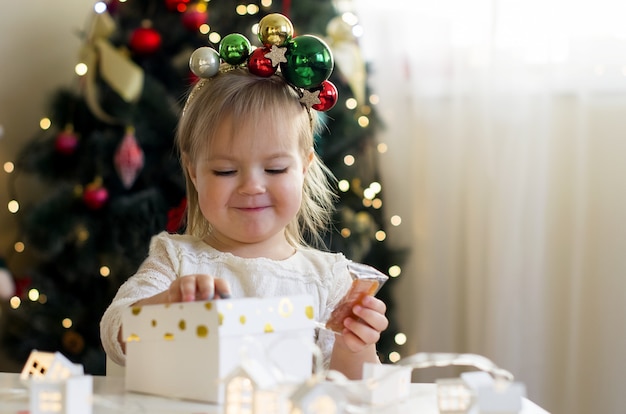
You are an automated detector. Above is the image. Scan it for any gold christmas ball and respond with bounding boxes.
[258,13,293,46]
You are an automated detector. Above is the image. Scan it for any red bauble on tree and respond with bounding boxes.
[54,125,79,155]
[248,47,277,77]
[165,0,190,12]
[312,80,338,112]
[129,23,162,54]
[82,178,109,210]
[181,2,208,31]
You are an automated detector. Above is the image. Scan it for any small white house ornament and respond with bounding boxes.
[20,350,93,414]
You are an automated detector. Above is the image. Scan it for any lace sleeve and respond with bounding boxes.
[315,258,353,370]
[99,234,179,365]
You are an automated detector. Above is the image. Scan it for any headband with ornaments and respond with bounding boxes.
[188,13,338,113]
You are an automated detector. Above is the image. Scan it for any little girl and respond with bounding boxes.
[100,27,388,381]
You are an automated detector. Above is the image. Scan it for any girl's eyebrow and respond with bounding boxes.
[207,152,296,161]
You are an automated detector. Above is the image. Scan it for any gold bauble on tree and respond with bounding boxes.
[258,13,293,46]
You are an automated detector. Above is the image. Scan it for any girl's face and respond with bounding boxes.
[186,113,312,259]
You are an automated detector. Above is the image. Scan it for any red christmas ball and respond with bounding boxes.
[181,3,208,31]
[83,184,109,210]
[165,0,190,12]
[248,47,277,77]
[54,129,79,155]
[312,80,338,112]
[129,27,162,54]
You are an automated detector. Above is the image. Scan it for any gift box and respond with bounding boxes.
[122,295,315,404]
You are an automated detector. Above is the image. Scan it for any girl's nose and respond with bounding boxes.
[238,170,265,195]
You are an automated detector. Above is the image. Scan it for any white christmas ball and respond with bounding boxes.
[189,47,220,78]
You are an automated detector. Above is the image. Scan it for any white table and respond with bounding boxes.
[0,372,548,413]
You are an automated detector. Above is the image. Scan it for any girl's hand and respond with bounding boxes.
[336,295,389,353]
[167,274,232,303]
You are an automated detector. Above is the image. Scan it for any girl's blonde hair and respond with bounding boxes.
[176,68,336,248]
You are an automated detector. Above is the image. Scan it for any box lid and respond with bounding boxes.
[122,295,315,343]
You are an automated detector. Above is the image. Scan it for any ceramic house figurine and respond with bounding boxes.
[20,350,93,414]
[223,357,296,414]
[289,378,349,414]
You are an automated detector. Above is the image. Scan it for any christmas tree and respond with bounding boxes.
[1,0,405,374]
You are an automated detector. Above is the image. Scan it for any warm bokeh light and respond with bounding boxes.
[236,4,247,15]
[363,188,376,200]
[341,228,351,238]
[343,155,355,166]
[246,4,259,14]
[389,265,401,277]
[375,230,386,241]
[62,318,73,329]
[358,115,370,128]
[345,98,357,109]
[395,332,407,345]
[338,179,350,192]
[372,198,382,209]
[208,32,221,43]
[9,296,20,309]
[39,118,51,130]
[390,215,402,226]
[94,1,107,13]
[377,142,388,153]
[369,94,380,105]
[3,162,14,173]
[389,351,401,363]
[75,63,88,76]
[28,289,40,302]
[369,182,382,194]
[8,200,19,213]
[199,24,210,34]
[14,242,25,253]
[100,266,111,277]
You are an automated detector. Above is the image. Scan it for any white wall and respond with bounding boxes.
[0,1,94,261]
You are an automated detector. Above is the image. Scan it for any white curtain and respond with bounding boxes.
[352,1,626,413]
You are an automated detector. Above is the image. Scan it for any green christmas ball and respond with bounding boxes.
[219,33,251,65]
[280,35,334,89]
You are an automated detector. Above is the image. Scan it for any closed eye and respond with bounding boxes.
[266,168,288,174]
[213,170,236,176]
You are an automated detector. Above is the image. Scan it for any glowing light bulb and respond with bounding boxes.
[389,352,401,363]
[395,333,407,345]
[28,289,40,302]
[75,63,88,76]
[389,265,401,277]
[8,200,19,213]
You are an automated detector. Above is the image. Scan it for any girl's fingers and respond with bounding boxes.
[195,275,215,300]
[168,275,232,303]
[214,278,232,299]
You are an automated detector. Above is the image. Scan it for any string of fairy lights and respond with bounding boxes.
[1,0,407,363]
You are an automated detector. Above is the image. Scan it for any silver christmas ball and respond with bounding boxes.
[189,47,220,78]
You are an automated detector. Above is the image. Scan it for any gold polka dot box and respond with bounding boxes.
[122,295,316,403]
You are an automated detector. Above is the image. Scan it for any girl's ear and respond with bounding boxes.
[182,153,198,188]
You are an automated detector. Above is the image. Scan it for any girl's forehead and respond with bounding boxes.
[208,114,300,154]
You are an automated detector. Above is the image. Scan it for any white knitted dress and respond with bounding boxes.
[100,232,353,369]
